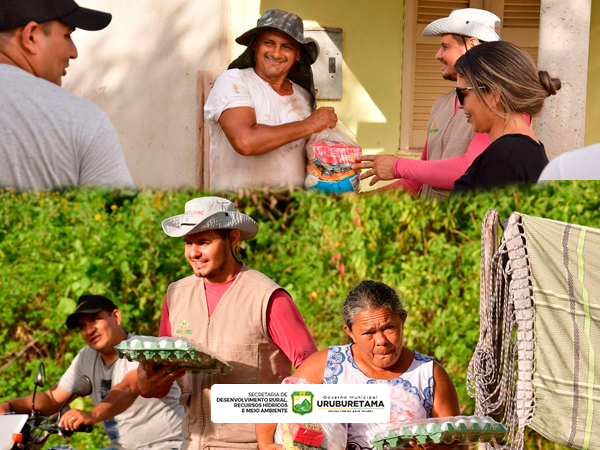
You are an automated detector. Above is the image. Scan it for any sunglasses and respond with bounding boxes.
[456,86,487,105]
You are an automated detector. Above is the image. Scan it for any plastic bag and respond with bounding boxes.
[274,377,347,450]
[305,121,362,194]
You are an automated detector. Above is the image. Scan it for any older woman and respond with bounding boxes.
[256,281,461,450]
[451,41,561,192]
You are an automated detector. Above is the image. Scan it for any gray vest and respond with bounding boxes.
[167,266,291,450]
[419,90,475,200]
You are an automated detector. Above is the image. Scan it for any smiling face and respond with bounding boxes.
[77,310,124,354]
[184,229,241,283]
[344,307,406,371]
[253,29,301,81]
[31,20,78,86]
[456,74,498,134]
[435,34,477,81]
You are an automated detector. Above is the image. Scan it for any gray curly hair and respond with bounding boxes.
[343,280,407,330]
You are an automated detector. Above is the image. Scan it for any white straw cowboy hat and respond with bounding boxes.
[162,197,258,240]
[423,8,501,42]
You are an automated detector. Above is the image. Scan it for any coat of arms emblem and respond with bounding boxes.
[291,391,314,415]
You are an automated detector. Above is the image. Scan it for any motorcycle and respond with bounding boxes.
[0,362,94,450]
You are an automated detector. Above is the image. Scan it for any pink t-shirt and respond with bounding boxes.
[159,275,317,369]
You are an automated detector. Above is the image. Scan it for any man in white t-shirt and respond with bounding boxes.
[0,295,184,450]
[538,143,600,180]
[204,9,338,191]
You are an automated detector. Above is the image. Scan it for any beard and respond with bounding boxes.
[442,70,457,81]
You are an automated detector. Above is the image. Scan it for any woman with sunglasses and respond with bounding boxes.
[451,40,561,193]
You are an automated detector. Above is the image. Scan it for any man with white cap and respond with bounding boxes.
[137,196,318,450]
[354,8,502,199]
[0,0,134,191]
[204,9,338,191]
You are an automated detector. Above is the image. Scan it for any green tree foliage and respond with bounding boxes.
[2,182,597,449]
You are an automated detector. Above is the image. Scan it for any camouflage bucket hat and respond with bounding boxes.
[235,9,318,64]
[229,9,318,105]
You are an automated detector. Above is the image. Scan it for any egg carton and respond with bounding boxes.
[369,415,507,449]
[115,336,232,374]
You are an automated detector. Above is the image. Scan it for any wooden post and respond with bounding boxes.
[197,71,218,191]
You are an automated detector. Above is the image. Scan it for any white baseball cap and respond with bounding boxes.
[162,196,258,240]
[423,8,501,42]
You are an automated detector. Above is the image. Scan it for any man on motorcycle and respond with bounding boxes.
[0,295,184,450]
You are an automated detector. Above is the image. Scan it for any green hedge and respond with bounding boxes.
[2,182,598,449]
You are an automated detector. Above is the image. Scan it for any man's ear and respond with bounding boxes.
[466,37,480,51]
[229,229,241,249]
[295,49,301,62]
[113,309,123,326]
[20,21,45,55]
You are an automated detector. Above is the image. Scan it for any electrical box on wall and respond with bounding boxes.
[304,28,342,100]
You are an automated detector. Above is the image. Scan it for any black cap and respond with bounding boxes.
[66,295,117,329]
[0,0,112,31]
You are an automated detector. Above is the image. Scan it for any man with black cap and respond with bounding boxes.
[204,9,338,191]
[354,8,502,199]
[137,196,318,450]
[0,0,134,191]
[0,295,184,450]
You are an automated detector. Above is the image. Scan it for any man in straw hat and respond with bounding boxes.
[354,8,502,199]
[204,9,338,191]
[0,0,134,191]
[137,196,318,450]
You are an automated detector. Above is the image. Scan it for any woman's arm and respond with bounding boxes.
[431,361,461,418]
[257,423,281,450]
[256,349,329,450]
[292,348,329,382]
[407,362,465,450]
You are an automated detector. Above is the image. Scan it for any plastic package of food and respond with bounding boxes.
[367,415,507,449]
[274,377,347,450]
[114,336,232,374]
[305,121,362,194]
[305,164,360,194]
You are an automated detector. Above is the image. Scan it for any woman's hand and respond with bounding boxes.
[352,155,399,186]
[256,423,279,450]
[257,443,283,450]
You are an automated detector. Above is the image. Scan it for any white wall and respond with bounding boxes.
[537,0,592,158]
[64,0,233,188]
